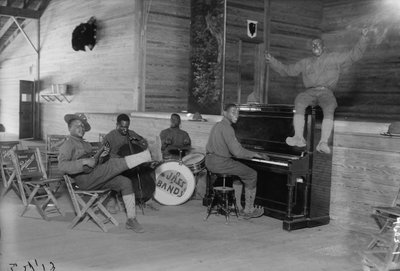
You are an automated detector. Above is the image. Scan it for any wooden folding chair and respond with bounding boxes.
[63,175,119,232]
[367,187,400,250]
[44,134,67,178]
[1,141,21,198]
[10,148,64,220]
[362,218,400,271]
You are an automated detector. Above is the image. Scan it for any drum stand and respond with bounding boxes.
[178,150,204,201]
[190,169,205,200]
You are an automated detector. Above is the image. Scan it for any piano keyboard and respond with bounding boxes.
[250,158,288,167]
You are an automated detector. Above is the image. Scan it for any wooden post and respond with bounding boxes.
[263,0,271,104]
[137,0,147,112]
[220,0,227,113]
[35,18,40,139]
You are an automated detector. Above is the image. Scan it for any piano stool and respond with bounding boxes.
[204,172,239,224]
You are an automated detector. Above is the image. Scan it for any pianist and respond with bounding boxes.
[205,103,269,219]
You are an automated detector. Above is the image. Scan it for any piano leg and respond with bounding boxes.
[286,183,294,219]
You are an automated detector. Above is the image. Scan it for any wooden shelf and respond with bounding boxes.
[40,93,73,103]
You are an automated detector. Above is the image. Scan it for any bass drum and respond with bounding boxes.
[154,161,195,206]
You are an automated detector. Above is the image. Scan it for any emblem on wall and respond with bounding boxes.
[247,20,258,39]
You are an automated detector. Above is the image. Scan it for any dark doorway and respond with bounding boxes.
[19,80,34,139]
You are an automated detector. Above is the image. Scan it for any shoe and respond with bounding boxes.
[316,141,331,154]
[286,136,306,147]
[126,218,145,233]
[243,206,264,220]
[238,209,246,216]
[145,202,159,211]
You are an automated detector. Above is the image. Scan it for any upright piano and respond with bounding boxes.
[204,104,333,231]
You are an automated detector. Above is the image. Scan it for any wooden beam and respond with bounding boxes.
[11,16,37,53]
[0,6,40,19]
[0,19,29,54]
[37,0,50,17]
[0,17,16,38]
[263,0,271,104]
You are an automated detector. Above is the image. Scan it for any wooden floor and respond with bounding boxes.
[0,185,373,271]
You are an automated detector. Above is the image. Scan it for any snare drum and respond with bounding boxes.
[182,153,205,174]
[154,161,195,205]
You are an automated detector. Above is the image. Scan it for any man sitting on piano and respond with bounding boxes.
[58,113,151,233]
[205,104,269,219]
[265,28,369,154]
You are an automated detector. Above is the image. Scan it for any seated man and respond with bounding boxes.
[58,113,151,233]
[160,113,191,160]
[205,104,269,219]
[104,113,149,158]
[102,113,156,212]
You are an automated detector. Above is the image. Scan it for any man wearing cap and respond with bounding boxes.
[160,113,191,160]
[58,113,151,233]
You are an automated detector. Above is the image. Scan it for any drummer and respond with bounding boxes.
[58,113,151,233]
[205,104,269,219]
[160,113,191,160]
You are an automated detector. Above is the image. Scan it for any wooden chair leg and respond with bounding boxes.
[85,206,108,232]
[72,193,117,232]
[32,197,49,221]
[20,184,64,220]
[21,185,40,217]
[43,185,64,216]
[96,201,119,226]
[81,194,104,224]
[70,195,98,229]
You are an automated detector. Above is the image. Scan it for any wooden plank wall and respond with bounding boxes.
[0,23,37,134]
[267,0,322,104]
[144,0,191,112]
[332,123,400,230]
[321,0,400,230]
[83,113,219,154]
[0,0,143,137]
[224,0,322,105]
[321,0,400,119]
[224,0,265,104]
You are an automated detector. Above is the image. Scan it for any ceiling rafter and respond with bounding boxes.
[0,0,49,54]
[0,6,40,19]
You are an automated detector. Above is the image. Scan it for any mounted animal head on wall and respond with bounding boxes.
[71,17,97,52]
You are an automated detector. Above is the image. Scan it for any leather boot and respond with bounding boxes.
[243,187,263,219]
[232,181,244,213]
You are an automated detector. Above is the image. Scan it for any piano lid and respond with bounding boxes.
[234,104,315,156]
